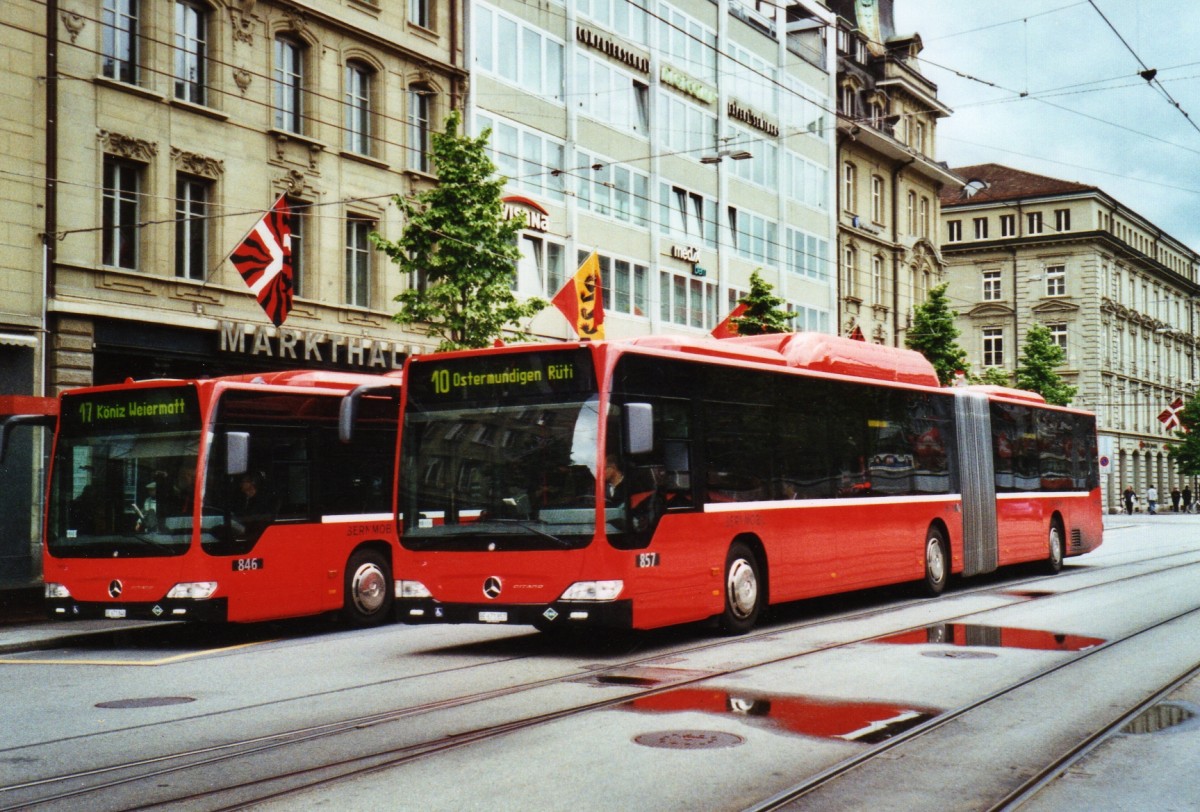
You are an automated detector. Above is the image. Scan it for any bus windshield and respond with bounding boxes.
[400,349,600,551]
[48,386,201,558]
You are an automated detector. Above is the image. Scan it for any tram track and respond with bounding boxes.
[3,543,1199,811]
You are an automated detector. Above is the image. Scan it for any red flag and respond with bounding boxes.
[231,196,293,327]
[711,302,748,339]
[849,325,865,341]
[1159,397,1185,431]
[553,252,604,339]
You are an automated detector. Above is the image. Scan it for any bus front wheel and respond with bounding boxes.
[343,549,394,627]
[720,542,762,635]
[923,527,949,596]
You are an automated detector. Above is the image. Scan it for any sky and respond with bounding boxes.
[891,1,1200,251]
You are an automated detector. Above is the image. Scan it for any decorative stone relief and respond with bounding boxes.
[61,12,86,43]
[233,69,252,94]
[171,148,225,180]
[98,130,157,162]
[231,1,260,45]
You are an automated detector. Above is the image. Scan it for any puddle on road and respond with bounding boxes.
[874,624,1105,652]
[619,688,940,743]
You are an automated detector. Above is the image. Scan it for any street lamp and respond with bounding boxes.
[700,149,753,164]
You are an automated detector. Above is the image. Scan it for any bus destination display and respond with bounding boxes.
[412,349,595,404]
[61,386,200,435]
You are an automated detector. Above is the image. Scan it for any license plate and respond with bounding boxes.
[478,611,508,623]
[105,608,127,619]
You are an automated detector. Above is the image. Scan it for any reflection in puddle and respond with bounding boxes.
[620,688,939,743]
[875,624,1105,651]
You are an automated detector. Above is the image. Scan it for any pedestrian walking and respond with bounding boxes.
[1146,485,1158,515]
[1172,487,1181,512]
[1184,485,1194,514]
[1123,485,1136,515]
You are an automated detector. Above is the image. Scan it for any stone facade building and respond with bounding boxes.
[828,0,959,345]
[940,163,1200,512]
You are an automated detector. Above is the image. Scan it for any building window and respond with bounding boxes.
[102,0,138,84]
[727,207,778,266]
[870,176,884,223]
[913,121,926,154]
[577,150,649,228]
[660,269,716,328]
[907,191,917,236]
[345,63,373,155]
[983,270,1001,301]
[973,217,988,239]
[408,87,432,173]
[346,218,374,308]
[273,37,304,133]
[174,2,206,104]
[586,252,648,317]
[871,255,884,301]
[478,113,566,203]
[843,244,858,298]
[1000,214,1016,237]
[410,0,431,29]
[175,175,209,280]
[574,53,650,136]
[660,183,717,248]
[843,163,856,212]
[1045,264,1066,296]
[1049,322,1068,351]
[287,197,306,297]
[919,196,930,238]
[102,156,141,270]
[1055,208,1071,232]
[1027,211,1043,235]
[785,227,830,280]
[517,235,564,297]
[474,6,564,103]
[947,220,962,242]
[983,327,1004,367]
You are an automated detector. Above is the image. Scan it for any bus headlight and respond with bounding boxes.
[166,582,218,600]
[44,583,71,599]
[397,580,432,599]
[559,580,624,601]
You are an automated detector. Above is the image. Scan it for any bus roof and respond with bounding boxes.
[623,332,941,388]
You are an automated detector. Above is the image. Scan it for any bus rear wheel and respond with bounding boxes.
[1046,521,1065,574]
[720,542,762,635]
[923,527,949,596]
[343,549,393,627]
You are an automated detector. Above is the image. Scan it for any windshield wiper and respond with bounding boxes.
[485,517,573,548]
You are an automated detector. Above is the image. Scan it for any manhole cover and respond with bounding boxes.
[921,650,998,660]
[1122,702,1198,735]
[96,696,196,709]
[633,730,746,750]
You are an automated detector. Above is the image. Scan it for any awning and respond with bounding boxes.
[0,332,38,348]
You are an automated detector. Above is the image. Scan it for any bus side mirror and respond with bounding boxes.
[226,432,249,477]
[624,403,654,456]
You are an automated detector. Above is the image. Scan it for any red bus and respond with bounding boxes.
[389,332,1101,633]
[41,370,402,624]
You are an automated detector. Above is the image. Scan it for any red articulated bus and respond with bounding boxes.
[40,370,402,624]
[390,332,1101,633]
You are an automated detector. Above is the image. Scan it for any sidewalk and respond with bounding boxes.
[0,586,168,655]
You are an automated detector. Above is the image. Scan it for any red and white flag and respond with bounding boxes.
[231,196,293,327]
[1159,397,1185,431]
[711,302,748,339]
[552,252,604,340]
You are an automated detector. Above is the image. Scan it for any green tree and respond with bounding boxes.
[1015,324,1077,406]
[975,367,1012,387]
[732,270,795,335]
[905,283,969,386]
[373,111,546,351]
[1168,396,1200,478]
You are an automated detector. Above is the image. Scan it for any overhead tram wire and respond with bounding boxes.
[1086,0,1200,138]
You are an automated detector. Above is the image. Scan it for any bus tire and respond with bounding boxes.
[720,542,762,635]
[343,549,393,627]
[1046,520,1065,574]
[923,527,949,596]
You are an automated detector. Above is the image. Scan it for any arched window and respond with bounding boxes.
[345,61,374,155]
[273,36,306,134]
